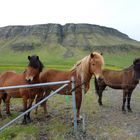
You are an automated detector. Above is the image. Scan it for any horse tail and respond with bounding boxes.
[2,93,7,103]
[94,77,100,96]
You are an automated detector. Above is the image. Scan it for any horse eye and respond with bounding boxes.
[92,64,95,66]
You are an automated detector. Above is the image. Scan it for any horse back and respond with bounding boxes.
[40,69,78,95]
[101,69,135,89]
[0,71,17,86]
[101,69,125,89]
[0,71,30,97]
[40,69,74,83]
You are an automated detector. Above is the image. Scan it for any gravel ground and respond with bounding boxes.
[1,84,140,140]
[86,84,140,140]
[34,84,140,140]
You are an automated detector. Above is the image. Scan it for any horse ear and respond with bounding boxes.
[100,52,103,55]
[28,56,31,60]
[133,59,139,65]
[90,53,95,58]
[36,56,39,60]
[23,69,27,73]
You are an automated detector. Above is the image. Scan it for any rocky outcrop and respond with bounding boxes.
[0,23,130,40]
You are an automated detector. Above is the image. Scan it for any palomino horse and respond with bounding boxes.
[0,55,44,123]
[94,58,140,112]
[40,52,104,121]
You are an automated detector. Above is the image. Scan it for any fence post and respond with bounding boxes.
[71,76,77,133]
[81,73,86,132]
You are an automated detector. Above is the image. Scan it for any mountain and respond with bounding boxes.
[0,23,139,54]
[0,24,140,65]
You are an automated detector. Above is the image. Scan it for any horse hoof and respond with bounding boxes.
[45,114,51,118]
[19,109,24,112]
[98,101,103,106]
[7,113,12,117]
[122,110,126,114]
[128,109,133,113]
[77,115,83,123]
[21,120,27,125]
[71,115,83,124]
[27,119,33,123]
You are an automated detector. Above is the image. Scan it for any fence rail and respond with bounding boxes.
[0,78,78,133]
[0,80,70,91]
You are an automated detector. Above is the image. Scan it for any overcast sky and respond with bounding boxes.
[0,0,140,41]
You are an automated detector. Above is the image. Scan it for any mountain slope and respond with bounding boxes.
[0,23,139,52]
[0,23,139,68]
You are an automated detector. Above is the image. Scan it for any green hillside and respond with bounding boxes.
[0,23,139,71]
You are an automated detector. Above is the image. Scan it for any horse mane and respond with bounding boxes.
[28,55,44,72]
[123,65,134,71]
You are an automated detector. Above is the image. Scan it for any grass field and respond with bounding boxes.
[0,51,140,140]
[0,49,139,72]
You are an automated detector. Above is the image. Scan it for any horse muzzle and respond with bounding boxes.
[25,76,34,83]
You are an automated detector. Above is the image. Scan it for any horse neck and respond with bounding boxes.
[71,55,94,84]
[83,72,92,83]
[123,65,133,71]
[133,70,140,81]
[75,69,92,84]
[129,67,139,83]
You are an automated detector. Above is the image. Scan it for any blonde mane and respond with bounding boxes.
[71,52,104,81]
[71,55,90,80]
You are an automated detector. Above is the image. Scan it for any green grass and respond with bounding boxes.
[0,50,139,72]
[0,125,38,140]
[0,50,140,139]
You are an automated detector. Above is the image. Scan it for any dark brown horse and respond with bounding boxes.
[0,55,44,123]
[39,52,104,120]
[95,58,140,112]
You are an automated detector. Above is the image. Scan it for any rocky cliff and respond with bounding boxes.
[0,23,139,52]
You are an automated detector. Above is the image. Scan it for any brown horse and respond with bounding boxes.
[95,58,140,112]
[0,55,44,123]
[39,52,104,120]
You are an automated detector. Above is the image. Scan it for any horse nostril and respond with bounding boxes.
[25,77,33,83]
[26,78,31,83]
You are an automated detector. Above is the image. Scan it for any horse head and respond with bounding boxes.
[133,58,140,78]
[25,55,44,83]
[89,52,104,79]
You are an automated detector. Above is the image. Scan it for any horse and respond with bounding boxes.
[39,52,104,121]
[94,58,140,112]
[0,55,44,124]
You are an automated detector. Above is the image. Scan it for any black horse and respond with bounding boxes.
[95,58,140,112]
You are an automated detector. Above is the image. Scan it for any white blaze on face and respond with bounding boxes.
[26,76,33,82]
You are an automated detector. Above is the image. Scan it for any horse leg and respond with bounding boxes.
[22,97,28,124]
[122,90,127,112]
[26,98,34,123]
[5,95,11,116]
[0,98,2,117]
[95,78,106,106]
[36,90,50,117]
[127,91,133,112]
[75,92,82,122]
[35,94,45,115]
[98,85,106,106]
[98,92,103,106]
